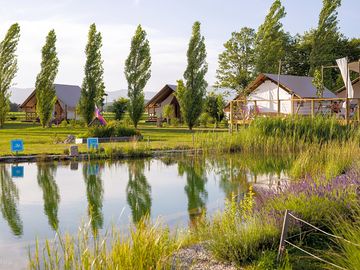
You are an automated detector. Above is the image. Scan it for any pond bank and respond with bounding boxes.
[0,148,203,164]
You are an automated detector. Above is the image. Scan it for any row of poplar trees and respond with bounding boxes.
[0,21,207,130]
[215,0,360,96]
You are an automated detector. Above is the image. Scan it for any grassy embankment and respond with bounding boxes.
[28,116,360,269]
[0,121,227,156]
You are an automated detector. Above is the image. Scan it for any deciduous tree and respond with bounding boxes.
[176,22,208,130]
[0,23,20,128]
[254,0,287,74]
[125,25,151,128]
[79,24,105,125]
[35,30,59,127]
[111,97,128,121]
[215,27,255,94]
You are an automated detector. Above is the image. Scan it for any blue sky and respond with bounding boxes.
[0,0,358,93]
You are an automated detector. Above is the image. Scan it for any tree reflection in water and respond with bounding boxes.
[178,157,208,227]
[126,159,151,223]
[0,165,23,236]
[37,163,60,230]
[83,162,104,234]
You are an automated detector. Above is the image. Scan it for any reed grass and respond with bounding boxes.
[325,207,360,270]
[28,218,182,270]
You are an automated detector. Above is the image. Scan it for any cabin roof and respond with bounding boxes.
[232,73,335,101]
[20,84,81,109]
[145,84,177,108]
[335,77,359,94]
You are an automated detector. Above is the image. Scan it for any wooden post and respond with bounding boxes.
[291,96,294,115]
[277,60,282,115]
[230,101,233,133]
[357,99,360,122]
[277,209,290,262]
[311,100,315,118]
[254,100,258,116]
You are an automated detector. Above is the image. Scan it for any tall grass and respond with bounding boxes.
[326,207,360,270]
[196,116,360,155]
[28,218,182,270]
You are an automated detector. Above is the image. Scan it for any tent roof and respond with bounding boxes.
[145,84,176,108]
[348,61,360,73]
[20,84,81,109]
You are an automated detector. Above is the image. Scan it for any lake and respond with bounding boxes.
[0,153,291,269]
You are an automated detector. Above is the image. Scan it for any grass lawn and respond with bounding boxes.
[0,121,228,156]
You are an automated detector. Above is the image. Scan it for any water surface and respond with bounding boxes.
[0,153,291,269]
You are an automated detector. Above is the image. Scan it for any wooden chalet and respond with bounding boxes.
[20,84,81,122]
[145,84,181,121]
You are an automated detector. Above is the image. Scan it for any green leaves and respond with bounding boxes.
[0,23,20,128]
[35,29,59,127]
[125,25,151,128]
[215,27,255,93]
[79,23,105,126]
[254,0,287,74]
[177,21,208,130]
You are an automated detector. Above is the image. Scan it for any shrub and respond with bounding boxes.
[198,112,211,127]
[83,122,140,138]
[111,97,129,121]
[171,118,180,127]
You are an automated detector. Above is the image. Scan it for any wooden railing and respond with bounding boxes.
[229,98,360,127]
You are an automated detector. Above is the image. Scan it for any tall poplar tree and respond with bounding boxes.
[176,21,208,130]
[35,30,59,127]
[0,23,20,128]
[78,23,105,125]
[309,0,342,89]
[125,25,151,128]
[215,27,255,94]
[254,0,287,74]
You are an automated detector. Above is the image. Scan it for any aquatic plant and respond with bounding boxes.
[28,218,182,270]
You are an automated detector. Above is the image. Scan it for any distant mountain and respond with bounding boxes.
[8,87,158,106]
[9,87,34,104]
[105,89,157,103]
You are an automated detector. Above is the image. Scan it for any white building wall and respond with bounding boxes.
[155,93,175,118]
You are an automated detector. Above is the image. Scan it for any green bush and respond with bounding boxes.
[171,118,180,127]
[198,112,211,127]
[83,121,140,138]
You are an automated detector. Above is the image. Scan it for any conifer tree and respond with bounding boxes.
[254,0,287,74]
[176,21,208,130]
[215,27,255,94]
[125,25,151,128]
[79,23,105,125]
[0,23,20,128]
[35,30,59,127]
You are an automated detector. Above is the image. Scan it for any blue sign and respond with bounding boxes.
[87,137,99,150]
[11,139,24,152]
[11,166,24,178]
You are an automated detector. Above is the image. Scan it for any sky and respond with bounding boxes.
[0,0,359,94]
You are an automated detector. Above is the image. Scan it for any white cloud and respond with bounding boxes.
[0,19,221,93]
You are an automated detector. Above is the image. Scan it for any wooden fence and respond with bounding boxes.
[228,97,360,129]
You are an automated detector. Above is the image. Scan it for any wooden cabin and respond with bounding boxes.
[20,84,81,122]
[225,73,336,118]
[145,84,181,121]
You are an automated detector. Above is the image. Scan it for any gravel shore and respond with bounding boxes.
[172,244,239,270]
